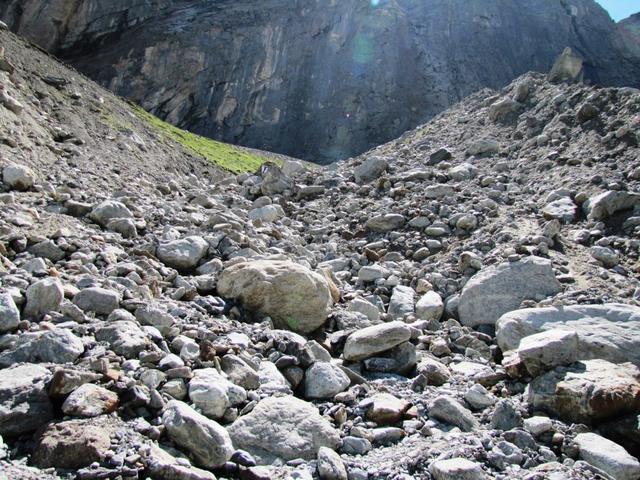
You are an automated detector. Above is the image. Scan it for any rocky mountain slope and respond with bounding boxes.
[1,0,639,163]
[2,22,640,480]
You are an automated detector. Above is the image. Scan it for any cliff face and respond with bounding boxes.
[2,0,639,163]
[619,13,640,56]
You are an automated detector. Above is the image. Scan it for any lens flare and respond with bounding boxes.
[371,0,380,6]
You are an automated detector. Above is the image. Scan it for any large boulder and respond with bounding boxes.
[387,286,415,319]
[515,329,579,376]
[496,304,640,364]
[2,163,35,191]
[304,362,350,400]
[583,190,640,221]
[0,329,84,367]
[188,368,246,419]
[227,395,340,463]
[156,236,209,271]
[31,419,112,469]
[354,156,388,184]
[61,384,119,418]
[163,400,234,469]
[429,458,486,480]
[258,162,293,195]
[0,364,53,436]
[95,321,149,358]
[416,291,444,321]
[574,433,640,480]
[217,260,334,334]
[428,395,480,432]
[547,47,584,84]
[458,257,561,327]
[73,287,120,316]
[342,321,412,361]
[89,200,133,227]
[528,360,640,424]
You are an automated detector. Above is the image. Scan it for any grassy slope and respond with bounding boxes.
[131,105,282,174]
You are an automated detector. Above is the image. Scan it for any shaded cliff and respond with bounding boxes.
[1,0,639,163]
[619,12,640,56]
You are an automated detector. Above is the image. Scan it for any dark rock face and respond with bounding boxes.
[2,0,639,163]
[619,13,640,56]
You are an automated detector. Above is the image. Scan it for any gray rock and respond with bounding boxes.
[342,436,371,456]
[89,200,133,226]
[365,393,411,425]
[0,364,53,436]
[281,159,306,177]
[0,329,84,367]
[304,362,350,400]
[415,357,451,387]
[415,291,444,321]
[73,287,120,316]
[95,321,149,358]
[387,285,415,320]
[2,164,35,191]
[574,432,640,480]
[428,147,452,165]
[583,190,640,220]
[488,98,521,123]
[548,47,584,83]
[347,297,381,322]
[317,446,348,480]
[156,236,209,271]
[458,256,561,327]
[227,395,340,463]
[487,440,524,470]
[424,184,455,199]
[357,265,390,282]
[523,416,553,436]
[61,384,118,417]
[464,384,497,410]
[106,218,137,238]
[23,277,64,319]
[343,321,412,361]
[259,162,293,195]
[0,292,20,332]
[591,245,620,267]
[429,458,486,480]
[163,400,234,469]
[143,444,217,480]
[188,368,246,419]
[467,138,499,156]
[218,260,334,334]
[516,329,579,376]
[220,354,260,390]
[528,359,640,424]
[365,214,405,232]
[429,395,479,432]
[542,197,577,223]
[28,240,65,261]
[248,204,284,222]
[496,304,640,365]
[490,400,522,431]
[354,157,388,184]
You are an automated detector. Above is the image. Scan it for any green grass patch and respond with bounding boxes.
[131,104,279,174]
